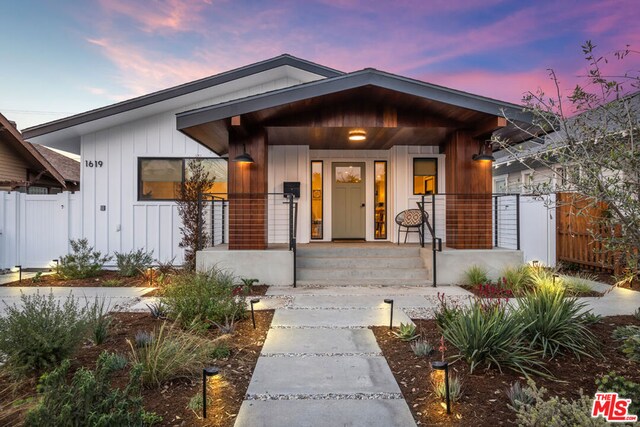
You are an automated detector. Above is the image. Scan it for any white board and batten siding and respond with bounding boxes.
[80,77,309,265]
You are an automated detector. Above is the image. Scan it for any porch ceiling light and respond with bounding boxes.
[233,143,254,163]
[472,141,495,162]
[348,129,366,142]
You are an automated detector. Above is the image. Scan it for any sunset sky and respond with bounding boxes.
[1,0,639,130]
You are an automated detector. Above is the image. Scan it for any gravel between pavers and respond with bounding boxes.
[260,352,382,357]
[245,392,404,401]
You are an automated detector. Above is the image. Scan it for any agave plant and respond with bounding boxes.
[393,323,419,341]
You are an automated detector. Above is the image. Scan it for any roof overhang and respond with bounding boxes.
[177,69,535,154]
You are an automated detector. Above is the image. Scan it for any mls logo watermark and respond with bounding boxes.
[591,392,638,422]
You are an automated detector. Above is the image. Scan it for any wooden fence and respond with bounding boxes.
[556,192,619,273]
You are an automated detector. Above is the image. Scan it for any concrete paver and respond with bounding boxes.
[261,328,380,355]
[271,307,412,328]
[291,294,429,309]
[235,399,417,427]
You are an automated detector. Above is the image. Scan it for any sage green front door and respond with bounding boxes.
[332,162,366,239]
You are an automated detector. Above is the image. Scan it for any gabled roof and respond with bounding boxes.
[0,113,67,187]
[32,144,80,184]
[177,68,533,130]
[22,54,343,152]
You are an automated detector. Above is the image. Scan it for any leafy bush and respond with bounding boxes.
[513,381,608,426]
[0,292,89,374]
[612,325,640,341]
[596,372,640,416]
[134,331,154,348]
[505,381,535,411]
[161,269,246,331]
[56,238,111,280]
[440,299,546,377]
[501,265,533,293]
[580,311,602,324]
[434,292,462,331]
[187,392,212,415]
[462,265,488,286]
[635,307,640,321]
[562,275,594,296]
[127,322,225,388]
[410,339,433,356]
[88,297,112,345]
[146,301,168,319]
[431,372,463,402]
[115,249,154,277]
[240,278,259,293]
[25,352,161,427]
[516,286,599,359]
[393,323,419,341]
[621,334,640,362]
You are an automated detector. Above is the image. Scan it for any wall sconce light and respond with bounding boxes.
[15,265,22,283]
[431,360,451,414]
[383,299,394,330]
[233,143,254,164]
[250,298,260,329]
[348,129,366,142]
[202,366,219,419]
[472,141,495,162]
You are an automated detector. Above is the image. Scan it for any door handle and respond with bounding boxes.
[361,203,365,207]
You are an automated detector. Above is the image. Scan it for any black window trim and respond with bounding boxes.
[412,157,438,195]
[137,157,228,202]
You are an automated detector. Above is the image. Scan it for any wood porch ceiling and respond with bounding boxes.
[181,86,512,154]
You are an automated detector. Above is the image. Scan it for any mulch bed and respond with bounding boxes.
[372,315,640,426]
[3,270,150,287]
[0,310,273,427]
[460,284,603,298]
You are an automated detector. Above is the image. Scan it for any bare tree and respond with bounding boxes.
[495,41,640,281]
[177,159,215,271]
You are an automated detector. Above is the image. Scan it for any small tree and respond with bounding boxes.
[495,41,639,280]
[176,159,215,271]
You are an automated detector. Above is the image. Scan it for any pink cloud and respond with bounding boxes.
[98,0,212,33]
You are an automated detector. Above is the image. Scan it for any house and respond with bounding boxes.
[22,54,535,284]
[0,113,75,193]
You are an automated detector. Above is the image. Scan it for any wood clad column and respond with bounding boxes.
[442,130,493,249]
[228,128,268,250]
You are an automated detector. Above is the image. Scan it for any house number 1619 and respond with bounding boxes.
[85,160,104,167]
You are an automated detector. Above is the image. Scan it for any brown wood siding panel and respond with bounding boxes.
[228,129,268,250]
[442,130,493,249]
[0,137,30,182]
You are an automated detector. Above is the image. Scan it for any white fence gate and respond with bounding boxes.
[0,191,82,269]
[519,194,556,267]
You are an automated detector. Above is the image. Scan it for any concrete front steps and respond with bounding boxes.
[296,245,432,286]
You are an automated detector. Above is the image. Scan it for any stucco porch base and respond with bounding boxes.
[196,245,294,286]
[420,248,524,285]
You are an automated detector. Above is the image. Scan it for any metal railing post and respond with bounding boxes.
[197,191,203,250]
[221,200,226,244]
[494,195,498,248]
[516,194,521,250]
[211,198,215,247]
[420,195,425,248]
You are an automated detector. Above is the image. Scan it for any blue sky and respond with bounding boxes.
[1,0,638,130]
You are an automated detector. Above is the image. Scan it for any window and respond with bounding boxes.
[413,158,438,195]
[311,161,323,239]
[493,176,508,194]
[335,165,362,183]
[138,158,227,201]
[374,161,387,239]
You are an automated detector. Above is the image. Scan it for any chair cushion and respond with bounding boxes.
[401,209,423,226]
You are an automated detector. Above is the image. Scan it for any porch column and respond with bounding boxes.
[442,130,493,249]
[228,128,268,250]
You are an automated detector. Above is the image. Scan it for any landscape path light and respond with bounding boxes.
[431,360,451,414]
[250,298,260,329]
[15,265,22,283]
[383,299,394,330]
[202,366,219,419]
[553,273,560,285]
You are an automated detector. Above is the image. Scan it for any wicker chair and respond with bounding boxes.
[395,209,429,245]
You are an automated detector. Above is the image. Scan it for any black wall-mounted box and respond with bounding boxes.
[283,182,300,198]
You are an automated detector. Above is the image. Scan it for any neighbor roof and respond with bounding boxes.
[0,113,67,187]
[22,54,343,143]
[32,144,80,184]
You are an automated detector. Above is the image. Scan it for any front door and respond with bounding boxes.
[332,162,366,239]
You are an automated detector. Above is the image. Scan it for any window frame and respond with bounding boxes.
[412,157,438,195]
[310,160,324,240]
[137,157,227,202]
[374,160,387,240]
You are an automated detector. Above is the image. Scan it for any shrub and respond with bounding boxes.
[513,381,608,426]
[505,381,535,411]
[0,292,89,374]
[115,249,154,277]
[187,392,212,415]
[146,301,168,319]
[431,372,463,402]
[440,299,546,377]
[621,334,640,362]
[410,339,433,356]
[516,286,599,359]
[462,265,488,286]
[240,278,259,294]
[162,269,246,331]
[596,372,640,416]
[635,307,640,321]
[501,265,533,293]
[87,297,112,345]
[611,325,640,341]
[56,238,111,280]
[580,311,602,325]
[25,352,161,426]
[127,322,226,387]
[562,275,594,296]
[134,331,154,348]
[434,292,462,331]
[393,323,419,341]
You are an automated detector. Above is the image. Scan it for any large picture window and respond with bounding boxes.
[138,158,227,201]
[413,158,438,195]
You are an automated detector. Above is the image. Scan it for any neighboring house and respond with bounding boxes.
[32,144,80,191]
[22,54,535,284]
[0,113,73,193]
